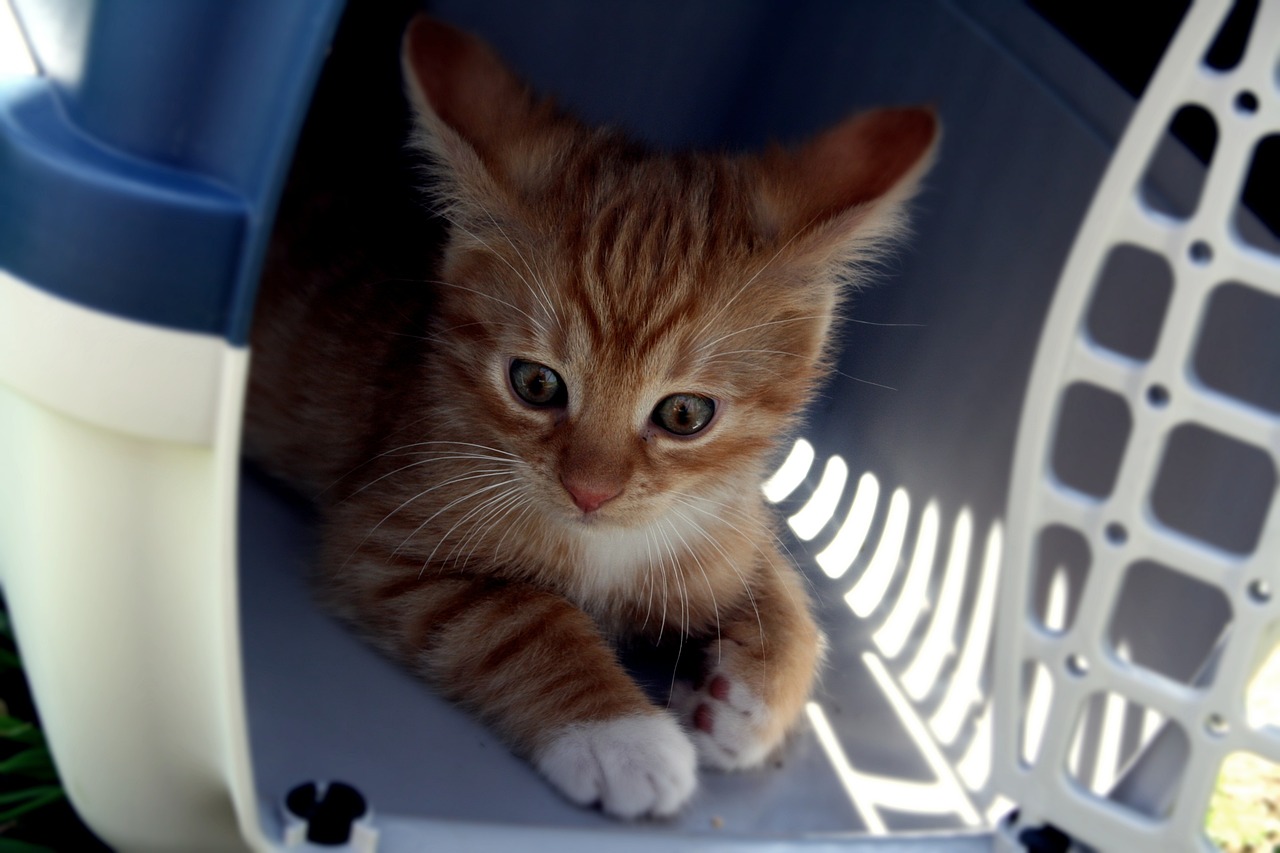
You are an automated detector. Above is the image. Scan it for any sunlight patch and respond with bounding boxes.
[816,471,881,579]
[843,485,908,613]
[788,455,847,541]
[0,3,36,77]
[873,499,940,658]
[762,438,815,503]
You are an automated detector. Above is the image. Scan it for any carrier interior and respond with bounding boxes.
[236,0,1160,842]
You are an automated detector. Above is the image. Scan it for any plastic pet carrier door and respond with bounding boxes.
[995,1,1280,850]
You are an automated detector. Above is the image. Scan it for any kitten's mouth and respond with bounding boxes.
[572,509,608,526]
[562,504,624,528]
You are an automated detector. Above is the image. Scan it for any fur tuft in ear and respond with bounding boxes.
[740,107,939,372]
[754,106,940,262]
[402,16,534,165]
[401,14,579,213]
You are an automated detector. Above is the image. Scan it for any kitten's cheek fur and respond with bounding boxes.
[534,713,697,819]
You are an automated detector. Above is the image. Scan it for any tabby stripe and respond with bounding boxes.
[474,596,570,676]
[372,573,426,603]
[549,676,638,720]
[634,294,698,356]
[407,579,486,653]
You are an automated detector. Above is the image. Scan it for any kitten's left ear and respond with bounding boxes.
[753,106,940,266]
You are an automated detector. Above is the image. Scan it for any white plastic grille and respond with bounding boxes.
[995,1,1280,850]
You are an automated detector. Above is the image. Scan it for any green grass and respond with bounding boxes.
[1205,645,1280,853]
[1206,750,1280,853]
[0,608,106,852]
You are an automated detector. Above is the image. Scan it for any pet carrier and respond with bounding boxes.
[0,0,1276,850]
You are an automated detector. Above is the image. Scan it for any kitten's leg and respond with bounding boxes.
[673,547,823,770]
[332,567,697,818]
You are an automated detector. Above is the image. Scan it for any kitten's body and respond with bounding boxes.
[246,15,936,819]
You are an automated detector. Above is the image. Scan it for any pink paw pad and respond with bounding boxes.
[671,655,775,770]
[694,703,714,733]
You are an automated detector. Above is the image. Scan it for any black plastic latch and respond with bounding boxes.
[282,780,377,851]
[1018,822,1072,853]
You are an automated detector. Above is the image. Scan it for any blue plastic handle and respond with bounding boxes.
[0,0,345,343]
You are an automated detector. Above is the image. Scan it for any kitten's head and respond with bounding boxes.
[400,16,937,533]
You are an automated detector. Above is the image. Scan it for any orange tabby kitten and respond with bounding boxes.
[245,15,937,819]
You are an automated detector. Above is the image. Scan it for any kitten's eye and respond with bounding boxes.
[509,359,567,407]
[652,394,715,436]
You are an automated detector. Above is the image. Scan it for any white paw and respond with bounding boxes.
[672,668,774,770]
[534,714,696,819]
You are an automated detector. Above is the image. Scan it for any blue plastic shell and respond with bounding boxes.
[0,0,346,343]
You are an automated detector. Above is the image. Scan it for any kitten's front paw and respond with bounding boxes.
[672,662,778,771]
[534,713,696,819]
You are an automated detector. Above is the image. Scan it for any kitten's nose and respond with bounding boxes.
[561,477,621,514]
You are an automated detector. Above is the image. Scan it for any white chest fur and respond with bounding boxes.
[566,508,714,606]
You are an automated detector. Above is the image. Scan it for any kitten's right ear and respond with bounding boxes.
[401,15,551,204]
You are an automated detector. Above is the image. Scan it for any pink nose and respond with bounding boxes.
[562,478,620,514]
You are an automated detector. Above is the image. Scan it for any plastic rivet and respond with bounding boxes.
[1248,578,1272,604]
[1189,240,1213,264]
[1105,522,1128,545]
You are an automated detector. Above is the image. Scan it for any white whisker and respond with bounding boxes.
[341,461,515,502]
[667,488,810,612]
[435,213,552,335]
[443,485,527,570]
[652,525,670,647]
[698,314,824,352]
[384,476,521,563]
[657,518,690,702]
[664,511,720,654]
[670,498,766,667]
[641,525,658,634]
[430,277,547,336]
[667,488,795,563]
[702,349,899,391]
[479,208,561,323]
[846,317,924,328]
[492,499,537,568]
[320,439,519,496]
[337,469,520,572]
[408,479,524,569]
[691,212,821,345]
